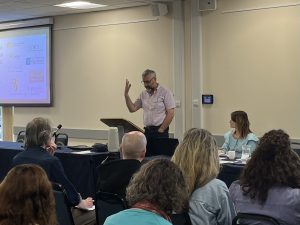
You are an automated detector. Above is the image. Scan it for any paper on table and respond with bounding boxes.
[72,150,92,155]
[220,159,246,165]
[75,205,95,211]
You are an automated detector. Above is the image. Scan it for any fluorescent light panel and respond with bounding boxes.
[55,1,107,9]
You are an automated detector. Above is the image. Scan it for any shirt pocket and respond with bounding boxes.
[153,96,165,111]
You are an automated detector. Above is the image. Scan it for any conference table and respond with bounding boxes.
[217,146,300,188]
[218,160,244,187]
[0,141,109,198]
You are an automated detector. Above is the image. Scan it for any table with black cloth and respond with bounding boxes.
[0,141,108,198]
[217,162,244,188]
[217,146,300,188]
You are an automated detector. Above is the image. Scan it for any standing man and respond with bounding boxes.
[124,69,175,141]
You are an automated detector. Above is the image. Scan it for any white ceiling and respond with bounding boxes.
[0,0,176,23]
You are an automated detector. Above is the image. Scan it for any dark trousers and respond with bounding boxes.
[144,126,169,157]
[144,126,169,141]
[71,207,96,225]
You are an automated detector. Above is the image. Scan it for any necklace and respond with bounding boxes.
[132,201,171,222]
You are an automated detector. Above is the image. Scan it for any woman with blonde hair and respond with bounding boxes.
[0,164,57,225]
[172,128,236,225]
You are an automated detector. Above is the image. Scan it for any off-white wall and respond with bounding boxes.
[13,6,174,136]
[201,0,300,139]
[11,0,300,142]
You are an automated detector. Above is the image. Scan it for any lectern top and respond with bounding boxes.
[100,118,144,133]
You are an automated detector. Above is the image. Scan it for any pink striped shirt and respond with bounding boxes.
[134,85,175,126]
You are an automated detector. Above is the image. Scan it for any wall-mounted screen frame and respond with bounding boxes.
[0,25,52,106]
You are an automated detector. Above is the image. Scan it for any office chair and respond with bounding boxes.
[146,137,179,157]
[16,130,25,143]
[96,159,141,197]
[171,212,192,225]
[52,183,75,225]
[55,133,69,147]
[232,213,280,225]
[95,191,127,225]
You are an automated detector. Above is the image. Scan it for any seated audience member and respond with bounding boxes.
[229,129,300,225]
[120,131,147,161]
[12,117,96,225]
[172,128,236,225]
[97,131,146,197]
[104,158,189,225]
[0,164,57,225]
[222,110,258,157]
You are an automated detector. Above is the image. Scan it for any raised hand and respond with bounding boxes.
[124,79,131,96]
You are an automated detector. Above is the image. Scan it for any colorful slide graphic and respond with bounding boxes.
[0,27,50,105]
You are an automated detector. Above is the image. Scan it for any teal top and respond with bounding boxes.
[222,130,258,157]
[104,208,172,225]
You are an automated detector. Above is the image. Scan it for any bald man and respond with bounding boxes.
[97,131,147,197]
[120,131,147,161]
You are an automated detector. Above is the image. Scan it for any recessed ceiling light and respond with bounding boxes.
[55,1,107,9]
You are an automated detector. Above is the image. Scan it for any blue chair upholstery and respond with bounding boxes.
[16,130,25,143]
[95,191,127,225]
[55,133,69,147]
[52,183,75,225]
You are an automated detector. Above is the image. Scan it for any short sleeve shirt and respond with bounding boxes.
[134,85,175,126]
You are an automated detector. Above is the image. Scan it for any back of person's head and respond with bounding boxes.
[231,110,251,138]
[240,129,300,204]
[0,164,57,225]
[126,158,188,215]
[120,131,147,161]
[25,117,52,149]
[172,128,219,195]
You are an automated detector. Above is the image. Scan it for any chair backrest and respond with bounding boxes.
[232,213,280,225]
[16,130,25,143]
[146,138,179,157]
[96,159,141,197]
[171,212,192,225]
[55,133,69,146]
[52,183,75,225]
[95,191,127,225]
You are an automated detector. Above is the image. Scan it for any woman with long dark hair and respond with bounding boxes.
[230,129,300,224]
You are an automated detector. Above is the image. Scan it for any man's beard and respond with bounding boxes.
[146,86,155,91]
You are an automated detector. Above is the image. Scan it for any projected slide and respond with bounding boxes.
[0,26,51,105]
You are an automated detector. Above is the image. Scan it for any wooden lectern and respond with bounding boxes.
[100,118,144,143]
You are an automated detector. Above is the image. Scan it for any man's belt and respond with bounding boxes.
[144,125,161,131]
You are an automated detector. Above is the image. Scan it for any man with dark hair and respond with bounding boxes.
[124,69,175,141]
[12,117,96,225]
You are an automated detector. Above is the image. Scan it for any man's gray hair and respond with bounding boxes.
[142,69,156,78]
[25,117,52,149]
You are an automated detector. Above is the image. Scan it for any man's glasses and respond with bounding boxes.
[141,77,154,84]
